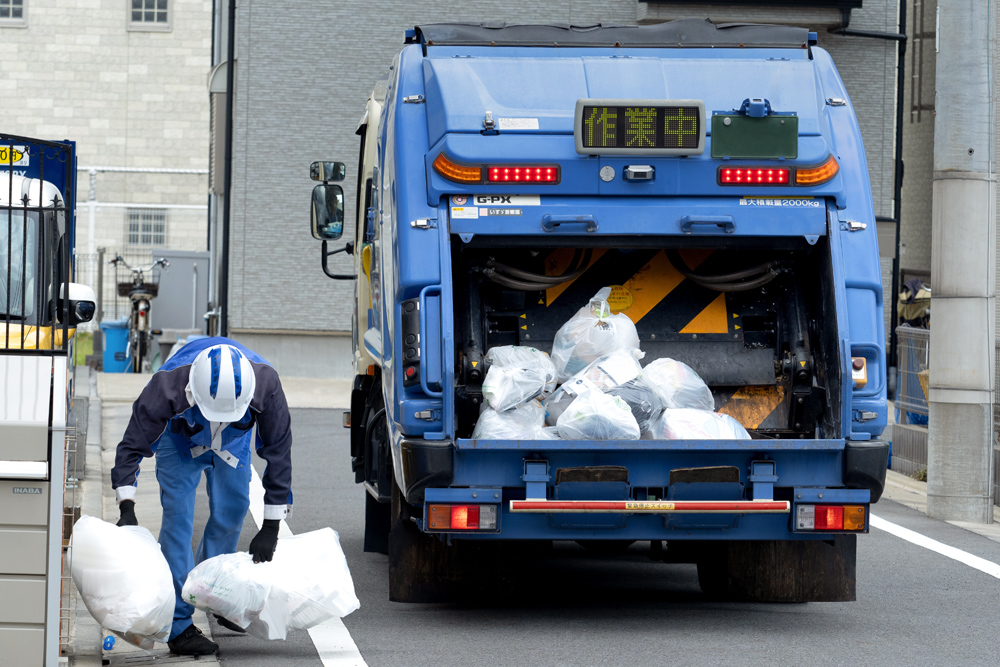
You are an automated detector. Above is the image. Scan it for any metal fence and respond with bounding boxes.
[895,325,930,424]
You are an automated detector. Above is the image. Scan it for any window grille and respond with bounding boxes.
[129,0,169,31]
[127,208,167,247]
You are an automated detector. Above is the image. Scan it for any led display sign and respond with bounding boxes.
[574,99,706,156]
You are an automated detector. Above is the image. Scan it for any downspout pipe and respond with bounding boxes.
[220,0,236,337]
[829,5,908,393]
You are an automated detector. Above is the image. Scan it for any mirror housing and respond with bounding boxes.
[310,161,346,182]
[311,184,345,240]
[60,283,97,326]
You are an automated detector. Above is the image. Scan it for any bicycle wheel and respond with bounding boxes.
[131,330,147,373]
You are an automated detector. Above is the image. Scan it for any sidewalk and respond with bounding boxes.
[66,368,351,666]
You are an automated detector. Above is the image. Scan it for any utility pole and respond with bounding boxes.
[927,0,997,523]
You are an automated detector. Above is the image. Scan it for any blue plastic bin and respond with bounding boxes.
[100,319,131,373]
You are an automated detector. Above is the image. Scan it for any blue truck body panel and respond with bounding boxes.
[351,23,887,551]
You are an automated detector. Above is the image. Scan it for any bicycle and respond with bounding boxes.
[110,255,169,373]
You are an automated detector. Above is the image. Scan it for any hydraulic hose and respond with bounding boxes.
[484,270,558,291]
[489,248,592,285]
[693,270,782,292]
[665,249,779,284]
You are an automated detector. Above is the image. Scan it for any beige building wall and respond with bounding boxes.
[0,0,212,256]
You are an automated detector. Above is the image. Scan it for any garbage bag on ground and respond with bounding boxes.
[182,552,269,629]
[544,350,661,431]
[70,515,174,649]
[556,389,641,440]
[550,287,642,382]
[245,528,360,640]
[472,400,556,439]
[646,408,751,440]
[642,358,715,411]
[184,528,359,641]
[481,345,557,411]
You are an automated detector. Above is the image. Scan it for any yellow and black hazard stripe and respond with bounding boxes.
[715,385,789,431]
[540,248,742,338]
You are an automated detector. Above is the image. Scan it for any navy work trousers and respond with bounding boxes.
[155,441,251,640]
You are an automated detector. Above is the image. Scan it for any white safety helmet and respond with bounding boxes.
[188,344,256,422]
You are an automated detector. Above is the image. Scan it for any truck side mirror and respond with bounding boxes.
[311,184,344,240]
[60,282,97,325]
[310,161,346,182]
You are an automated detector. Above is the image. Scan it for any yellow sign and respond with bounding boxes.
[0,146,24,164]
[625,501,675,511]
[606,285,634,313]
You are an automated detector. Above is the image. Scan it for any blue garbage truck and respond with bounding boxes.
[310,20,888,602]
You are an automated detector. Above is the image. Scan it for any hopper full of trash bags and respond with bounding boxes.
[471,287,750,441]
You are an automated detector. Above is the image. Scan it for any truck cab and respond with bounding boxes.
[312,21,889,603]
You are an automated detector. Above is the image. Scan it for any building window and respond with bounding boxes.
[127,209,167,247]
[128,0,170,32]
[0,0,26,27]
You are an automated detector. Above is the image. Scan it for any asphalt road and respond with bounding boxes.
[192,409,1000,667]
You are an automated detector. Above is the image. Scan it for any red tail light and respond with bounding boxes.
[718,167,790,185]
[427,504,499,531]
[488,165,560,183]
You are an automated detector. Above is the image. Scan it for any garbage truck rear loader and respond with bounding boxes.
[311,21,888,602]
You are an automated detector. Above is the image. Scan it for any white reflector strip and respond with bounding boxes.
[509,499,790,514]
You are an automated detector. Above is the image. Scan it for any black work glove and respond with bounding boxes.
[117,500,138,527]
[249,519,280,563]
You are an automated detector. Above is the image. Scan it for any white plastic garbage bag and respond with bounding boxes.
[182,552,269,629]
[544,350,661,432]
[550,288,642,382]
[556,390,641,440]
[70,515,174,649]
[245,528,360,640]
[472,400,555,440]
[643,358,715,411]
[647,408,751,440]
[481,345,557,411]
[183,528,359,641]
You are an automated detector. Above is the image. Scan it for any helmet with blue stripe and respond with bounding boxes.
[188,344,256,422]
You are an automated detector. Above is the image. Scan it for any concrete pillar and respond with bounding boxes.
[927,0,997,522]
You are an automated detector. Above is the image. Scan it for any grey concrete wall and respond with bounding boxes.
[0,0,211,200]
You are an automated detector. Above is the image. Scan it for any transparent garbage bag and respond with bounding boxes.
[550,287,642,382]
[182,552,269,629]
[544,350,661,432]
[643,358,715,411]
[70,515,174,649]
[646,408,751,440]
[472,400,556,440]
[556,389,641,440]
[481,345,557,411]
[245,528,360,641]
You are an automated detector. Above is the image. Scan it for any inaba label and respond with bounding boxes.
[13,487,43,494]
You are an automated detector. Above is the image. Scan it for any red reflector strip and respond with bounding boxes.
[487,165,560,183]
[718,167,790,185]
[509,500,790,514]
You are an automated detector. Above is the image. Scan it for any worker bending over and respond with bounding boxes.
[110,336,293,656]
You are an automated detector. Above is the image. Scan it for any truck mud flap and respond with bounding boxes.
[844,439,889,502]
[400,438,454,504]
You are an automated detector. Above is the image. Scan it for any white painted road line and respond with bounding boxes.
[250,467,369,667]
[871,514,1000,580]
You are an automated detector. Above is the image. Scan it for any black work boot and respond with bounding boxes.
[167,624,219,655]
[214,614,247,633]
